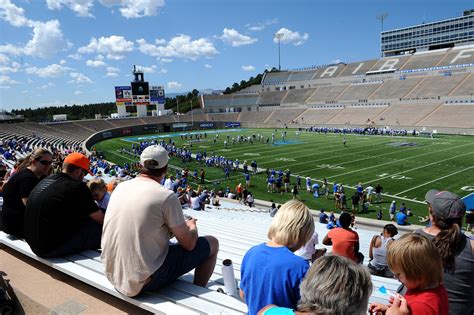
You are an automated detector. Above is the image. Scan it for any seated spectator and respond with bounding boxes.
[258,255,372,315]
[190,191,200,210]
[101,145,218,297]
[396,208,409,225]
[415,190,474,314]
[319,209,329,224]
[369,233,449,315]
[368,224,398,278]
[87,178,110,212]
[295,230,326,263]
[240,200,314,315]
[246,193,254,208]
[210,193,220,206]
[323,212,363,263]
[106,179,120,193]
[176,187,190,206]
[2,148,52,238]
[24,152,104,257]
[466,208,473,232]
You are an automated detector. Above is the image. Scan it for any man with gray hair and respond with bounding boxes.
[101,145,219,297]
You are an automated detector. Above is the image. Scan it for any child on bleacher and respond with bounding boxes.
[240,200,314,315]
[369,233,448,315]
[87,178,111,212]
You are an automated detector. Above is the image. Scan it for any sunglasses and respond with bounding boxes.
[38,160,53,166]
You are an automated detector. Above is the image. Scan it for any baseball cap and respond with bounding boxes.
[425,189,466,220]
[140,145,169,170]
[64,152,93,175]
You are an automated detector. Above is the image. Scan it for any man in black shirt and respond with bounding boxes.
[2,148,53,238]
[24,152,104,257]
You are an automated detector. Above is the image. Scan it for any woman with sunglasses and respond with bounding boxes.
[1,148,53,238]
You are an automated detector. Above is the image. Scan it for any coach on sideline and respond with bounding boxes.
[101,145,219,297]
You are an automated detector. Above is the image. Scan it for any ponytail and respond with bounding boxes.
[433,219,462,270]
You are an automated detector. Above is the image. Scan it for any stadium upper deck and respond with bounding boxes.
[201,46,474,115]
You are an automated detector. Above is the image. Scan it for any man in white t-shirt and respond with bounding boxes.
[163,175,173,191]
[101,145,219,297]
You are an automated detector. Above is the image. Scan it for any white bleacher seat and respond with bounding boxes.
[0,200,401,313]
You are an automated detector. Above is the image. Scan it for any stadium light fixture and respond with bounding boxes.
[377,12,389,57]
[274,32,284,71]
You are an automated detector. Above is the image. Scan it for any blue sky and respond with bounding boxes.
[0,0,472,110]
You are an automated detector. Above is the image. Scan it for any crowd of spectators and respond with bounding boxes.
[0,138,473,314]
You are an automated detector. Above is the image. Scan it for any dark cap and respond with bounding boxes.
[425,189,466,220]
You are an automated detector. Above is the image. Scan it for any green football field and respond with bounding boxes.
[93,128,474,221]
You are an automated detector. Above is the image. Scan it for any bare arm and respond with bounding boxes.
[369,235,377,260]
[22,197,28,206]
[239,288,245,301]
[89,210,104,224]
[322,234,332,246]
[170,218,198,251]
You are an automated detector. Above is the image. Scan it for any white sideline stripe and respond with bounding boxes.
[362,150,474,185]
[394,166,474,196]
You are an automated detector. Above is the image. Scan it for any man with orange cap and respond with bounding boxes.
[24,152,104,257]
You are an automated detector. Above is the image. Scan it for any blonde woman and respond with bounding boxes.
[2,148,52,238]
[240,200,314,315]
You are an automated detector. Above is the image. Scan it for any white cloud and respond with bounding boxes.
[59,59,67,65]
[158,68,167,74]
[274,28,309,46]
[0,2,68,59]
[104,72,118,78]
[159,58,173,63]
[99,0,165,18]
[74,90,83,95]
[46,0,95,17]
[39,82,55,89]
[69,72,93,84]
[0,61,21,74]
[246,18,278,32]
[0,44,21,56]
[106,66,119,72]
[167,81,182,89]
[242,65,255,71]
[0,75,19,86]
[0,62,21,74]
[78,35,134,60]
[137,35,218,60]
[220,28,257,47]
[135,65,157,73]
[204,64,212,69]
[25,20,68,58]
[86,59,107,67]
[68,53,82,60]
[0,0,29,27]
[25,63,72,78]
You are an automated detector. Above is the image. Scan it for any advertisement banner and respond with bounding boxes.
[115,86,132,102]
[225,122,241,127]
[150,86,165,104]
[172,123,188,129]
[199,122,215,128]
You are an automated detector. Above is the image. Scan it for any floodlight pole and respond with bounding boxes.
[177,98,179,124]
[377,13,389,57]
[274,33,284,71]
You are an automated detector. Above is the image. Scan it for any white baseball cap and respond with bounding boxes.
[140,145,169,170]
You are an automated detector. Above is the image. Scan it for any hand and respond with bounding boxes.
[369,303,388,314]
[185,216,197,229]
[386,294,409,315]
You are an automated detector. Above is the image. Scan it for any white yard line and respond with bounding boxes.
[361,150,474,185]
[325,142,474,179]
[394,166,474,196]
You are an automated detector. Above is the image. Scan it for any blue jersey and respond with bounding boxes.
[240,244,309,315]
